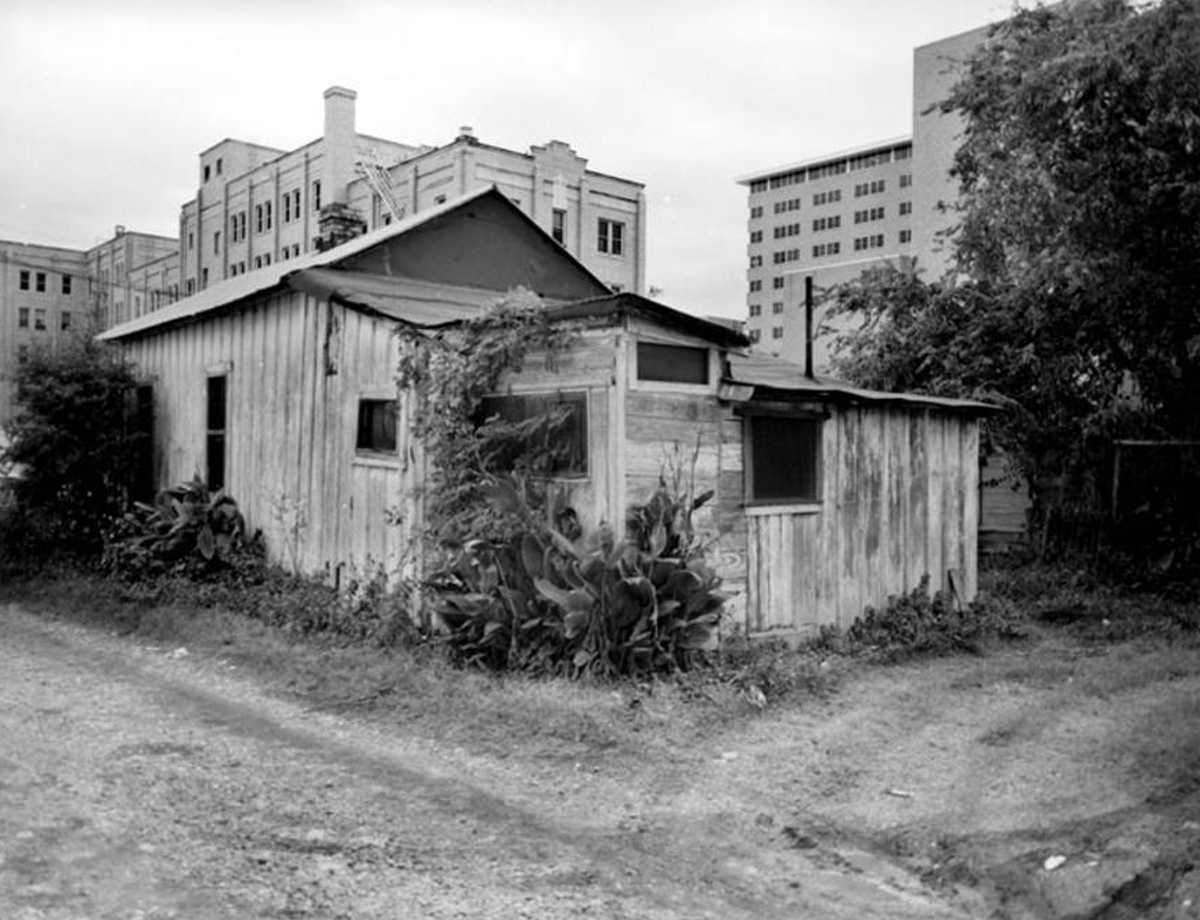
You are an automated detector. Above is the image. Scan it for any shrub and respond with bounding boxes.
[1,339,141,553]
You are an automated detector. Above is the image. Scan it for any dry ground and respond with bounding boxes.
[1,575,1199,919]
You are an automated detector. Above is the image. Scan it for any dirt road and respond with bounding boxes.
[0,603,965,920]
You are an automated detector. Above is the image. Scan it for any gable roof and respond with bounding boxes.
[545,292,750,348]
[99,187,610,341]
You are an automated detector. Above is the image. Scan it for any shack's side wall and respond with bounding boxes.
[621,324,748,626]
[119,294,415,580]
[746,404,979,634]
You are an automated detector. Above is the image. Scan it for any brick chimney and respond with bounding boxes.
[323,86,357,205]
[317,86,366,251]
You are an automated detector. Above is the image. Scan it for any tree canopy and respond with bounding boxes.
[829,0,1200,511]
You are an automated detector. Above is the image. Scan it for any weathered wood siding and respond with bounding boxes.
[121,293,416,581]
[745,404,980,634]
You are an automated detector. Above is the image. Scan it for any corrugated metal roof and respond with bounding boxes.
[727,351,999,413]
[98,187,516,341]
[288,268,488,327]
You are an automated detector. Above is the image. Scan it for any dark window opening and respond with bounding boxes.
[552,208,566,244]
[747,414,821,503]
[476,391,588,476]
[132,384,155,503]
[206,375,227,491]
[636,342,709,385]
[356,399,398,453]
[61,274,72,295]
[18,270,29,290]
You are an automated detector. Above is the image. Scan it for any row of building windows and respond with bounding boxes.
[747,302,787,318]
[812,242,841,258]
[17,270,72,295]
[854,179,887,197]
[773,249,800,265]
[745,326,785,344]
[854,206,886,224]
[853,234,886,251]
[773,223,801,239]
[16,307,73,330]
[774,198,802,214]
[812,216,841,232]
[812,189,841,207]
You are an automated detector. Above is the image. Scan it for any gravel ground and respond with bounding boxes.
[0,603,965,920]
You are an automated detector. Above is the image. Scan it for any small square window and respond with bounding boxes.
[356,399,398,453]
[747,414,821,503]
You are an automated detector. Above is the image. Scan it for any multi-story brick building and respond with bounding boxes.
[0,86,647,432]
[179,87,646,303]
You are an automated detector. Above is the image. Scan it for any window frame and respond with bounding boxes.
[742,407,825,510]
[597,217,625,256]
[475,389,590,479]
[355,397,399,456]
[205,371,229,492]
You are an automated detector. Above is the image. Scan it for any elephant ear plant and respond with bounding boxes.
[429,475,727,678]
[104,476,252,580]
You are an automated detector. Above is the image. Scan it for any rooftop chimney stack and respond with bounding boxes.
[323,86,357,205]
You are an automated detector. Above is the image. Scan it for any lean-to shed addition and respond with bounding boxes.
[100,186,993,635]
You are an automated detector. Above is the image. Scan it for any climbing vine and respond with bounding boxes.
[394,288,577,546]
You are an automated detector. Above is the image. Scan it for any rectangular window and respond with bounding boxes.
[899,229,912,244]
[773,277,785,289]
[749,304,761,317]
[597,218,624,256]
[35,272,46,292]
[637,342,709,385]
[214,231,221,254]
[748,329,761,343]
[61,311,71,330]
[751,230,763,243]
[899,201,912,216]
[188,232,195,250]
[772,326,783,339]
[356,399,398,453]
[313,180,322,212]
[216,157,223,176]
[206,375,227,491]
[201,268,209,288]
[19,270,30,290]
[476,391,588,476]
[747,414,821,503]
[18,307,29,328]
[34,308,46,330]
[256,204,263,233]
[61,274,72,295]
[284,193,292,223]
[750,205,764,218]
[293,189,301,217]
[749,280,762,292]
[900,174,912,188]
[17,345,29,365]
[549,207,567,245]
[772,302,784,314]
[750,255,763,268]
[265,201,273,229]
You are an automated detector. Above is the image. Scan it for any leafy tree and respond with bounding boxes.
[829,0,1200,519]
[2,339,142,551]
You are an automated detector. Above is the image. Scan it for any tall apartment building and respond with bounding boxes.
[737,137,916,367]
[1,86,647,432]
[736,22,991,371]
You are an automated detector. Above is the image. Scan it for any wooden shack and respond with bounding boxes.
[100,187,993,636]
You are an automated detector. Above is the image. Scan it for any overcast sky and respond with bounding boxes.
[1,0,1017,319]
